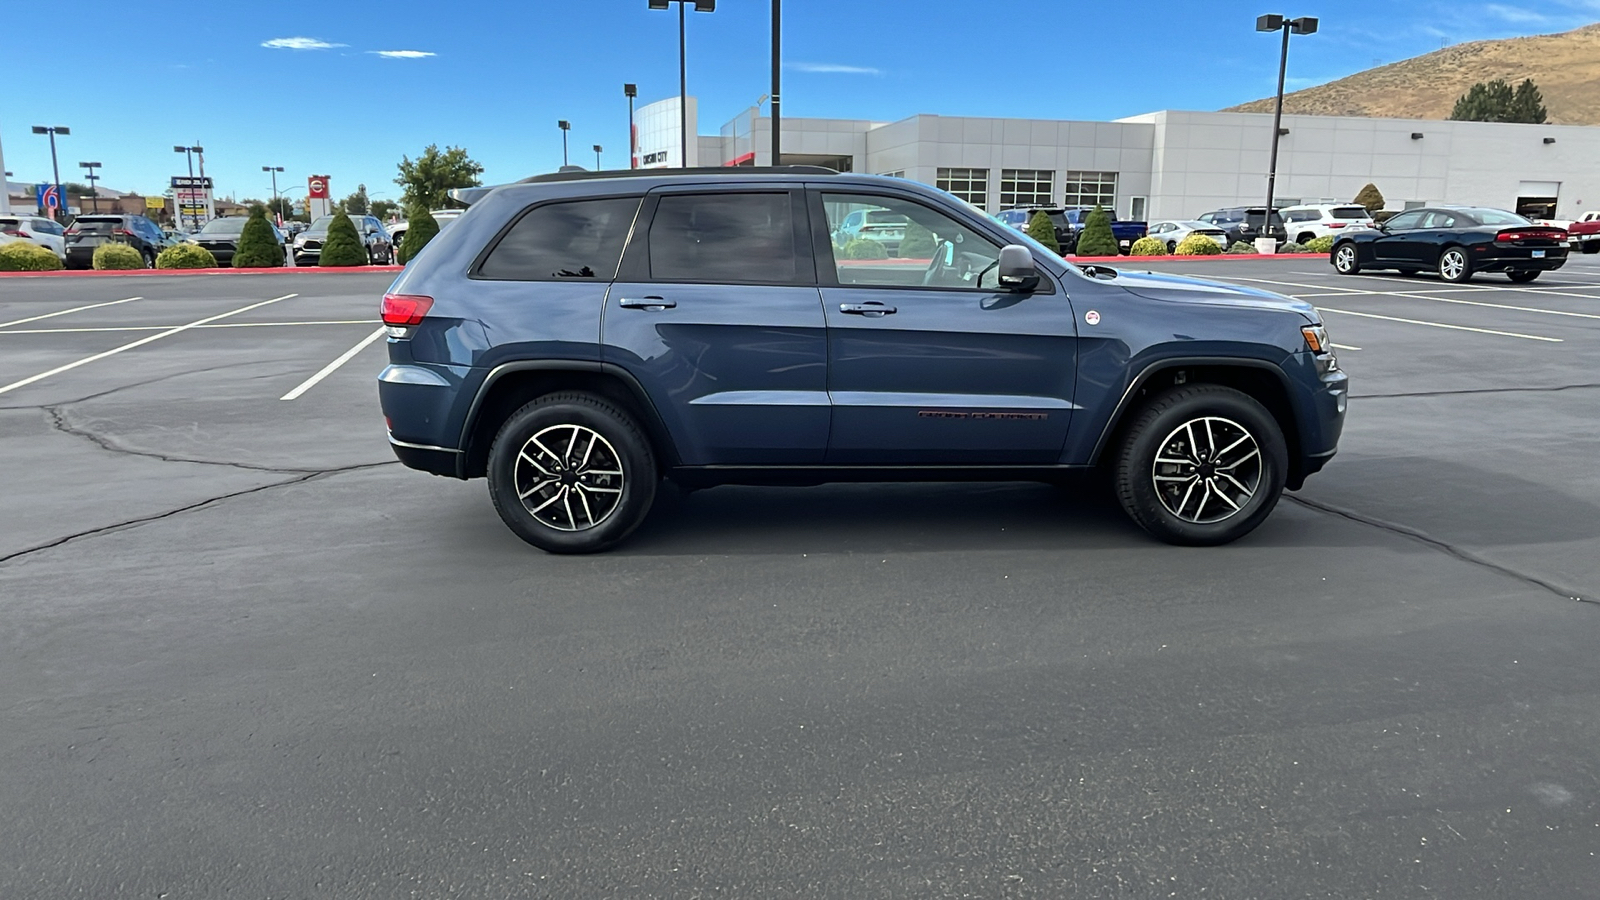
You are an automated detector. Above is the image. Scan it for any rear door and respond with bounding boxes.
[812,188,1077,465]
[604,186,830,465]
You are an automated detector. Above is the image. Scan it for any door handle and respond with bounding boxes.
[619,296,676,310]
[839,302,896,317]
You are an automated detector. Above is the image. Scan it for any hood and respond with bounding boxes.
[1104,269,1318,320]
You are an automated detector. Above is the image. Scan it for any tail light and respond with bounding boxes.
[1327,222,1346,229]
[381,293,433,327]
[1,229,23,237]
[1497,230,1566,242]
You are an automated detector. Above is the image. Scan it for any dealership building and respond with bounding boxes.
[634,97,1600,223]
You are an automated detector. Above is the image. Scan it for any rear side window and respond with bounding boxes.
[648,192,799,284]
[478,197,640,280]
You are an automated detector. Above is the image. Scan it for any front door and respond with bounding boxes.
[812,190,1078,465]
[604,187,830,465]
[1368,210,1426,265]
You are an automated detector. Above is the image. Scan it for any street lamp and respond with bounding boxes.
[78,161,101,214]
[593,144,603,170]
[771,0,781,166]
[31,126,69,223]
[648,0,716,168]
[263,165,284,224]
[624,83,638,169]
[1256,14,1318,234]
[558,120,571,167]
[174,144,203,230]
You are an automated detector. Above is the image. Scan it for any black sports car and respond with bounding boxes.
[1330,206,1568,283]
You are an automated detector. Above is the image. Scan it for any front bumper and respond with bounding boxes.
[1284,351,1348,490]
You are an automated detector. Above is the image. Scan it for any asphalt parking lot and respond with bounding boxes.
[2,260,1598,897]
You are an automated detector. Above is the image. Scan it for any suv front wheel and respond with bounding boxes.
[1113,385,1288,546]
[487,392,658,553]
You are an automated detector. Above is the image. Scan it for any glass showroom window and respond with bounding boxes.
[1062,171,1118,209]
[937,168,989,210]
[1000,169,1054,208]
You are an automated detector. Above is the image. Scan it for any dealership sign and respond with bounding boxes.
[171,175,215,223]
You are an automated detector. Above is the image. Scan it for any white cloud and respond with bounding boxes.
[371,50,437,59]
[261,36,346,51]
[789,62,881,75]
[1483,4,1552,25]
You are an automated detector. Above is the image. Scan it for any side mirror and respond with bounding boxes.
[997,244,1040,292]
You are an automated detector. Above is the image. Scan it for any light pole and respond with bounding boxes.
[78,161,101,214]
[648,0,715,168]
[771,0,781,166]
[0,123,11,214]
[31,126,69,223]
[593,144,603,170]
[263,165,284,225]
[1256,14,1318,232]
[624,83,638,169]
[558,120,571,167]
[174,145,202,230]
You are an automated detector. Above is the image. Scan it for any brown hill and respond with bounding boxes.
[1225,22,1600,124]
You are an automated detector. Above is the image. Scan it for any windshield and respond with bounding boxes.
[1465,208,1531,226]
[201,218,249,234]
[306,216,335,234]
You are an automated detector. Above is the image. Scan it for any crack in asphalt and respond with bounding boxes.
[0,461,397,567]
[1286,494,1593,606]
[43,405,333,474]
[1352,383,1600,400]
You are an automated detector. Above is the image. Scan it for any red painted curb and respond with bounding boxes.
[0,265,405,278]
[1067,253,1328,262]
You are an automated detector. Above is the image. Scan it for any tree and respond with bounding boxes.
[1353,183,1385,213]
[398,205,439,264]
[1509,78,1548,125]
[1450,78,1546,123]
[64,182,97,197]
[1074,205,1119,257]
[370,199,399,222]
[318,212,368,267]
[395,144,483,210]
[267,196,295,222]
[233,205,284,268]
[1026,210,1060,254]
[898,221,936,258]
[342,184,370,216]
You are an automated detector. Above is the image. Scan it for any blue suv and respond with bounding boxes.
[378,167,1346,553]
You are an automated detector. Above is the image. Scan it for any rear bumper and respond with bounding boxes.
[1471,246,1568,271]
[388,437,460,476]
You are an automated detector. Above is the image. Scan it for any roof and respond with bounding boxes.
[448,165,840,206]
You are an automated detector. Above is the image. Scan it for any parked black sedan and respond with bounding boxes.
[1331,206,1568,283]
[189,216,285,267]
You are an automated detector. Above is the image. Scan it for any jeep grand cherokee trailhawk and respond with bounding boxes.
[378,167,1346,553]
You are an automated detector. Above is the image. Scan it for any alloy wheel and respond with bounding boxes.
[513,424,625,532]
[1334,245,1356,272]
[1151,416,1262,524]
[1440,249,1467,281]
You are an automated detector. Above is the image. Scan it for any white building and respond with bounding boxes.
[640,99,1600,223]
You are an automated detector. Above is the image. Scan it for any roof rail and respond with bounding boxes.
[448,165,841,206]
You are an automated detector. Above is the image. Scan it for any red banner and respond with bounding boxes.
[307,175,331,199]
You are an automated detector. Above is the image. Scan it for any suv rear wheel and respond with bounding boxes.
[1113,385,1288,546]
[487,392,658,554]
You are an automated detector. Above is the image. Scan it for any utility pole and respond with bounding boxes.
[0,117,11,215]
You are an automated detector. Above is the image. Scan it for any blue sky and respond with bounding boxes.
[3,0,1595,204]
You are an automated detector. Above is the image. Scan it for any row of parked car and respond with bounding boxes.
[990,203,1381,255]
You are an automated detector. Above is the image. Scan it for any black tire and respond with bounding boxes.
[1507,269,1540,283]
[1437,246,1472,283]
[1582,241,1599,255]
[1297,232,1316,245]
[1332,241,1360,275]
[487,392,658,554]
[143,249,156,268]
[1167,241,1177,253]
[1113,385,1288,546]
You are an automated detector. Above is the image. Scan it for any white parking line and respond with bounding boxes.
[0,293,300,397]
[1183,274,1366,294]
[279,327,386,400]
[1318,307,1562,342]
[1380,292,1600,321]
[0,296,141,329]
[1332,343,1361,351]
[0,320,377,335]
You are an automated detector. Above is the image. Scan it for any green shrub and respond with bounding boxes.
[1354,183,1384,213]
[1226,242,1257,254]
[92,242,145,270]
[1025,210,1060,254]
[0,241,65,271]
[233,206,284,268]
[1279,241,1309,254]
[157,243,217,269]
[898,221,937,258]
[397,206,439,264]
[1127,236,1167,256]
[1305,235,1336,254]
[318,212,368,267]
[840,237,888,260]
[1173,233,1223,256]
[1073,205,1119,257]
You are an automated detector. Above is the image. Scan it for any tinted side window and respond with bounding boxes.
[648,192,799,284]
[479,197,640,280]
[1385,212,1425,230]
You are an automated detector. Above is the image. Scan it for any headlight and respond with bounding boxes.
[1301,323,1329,353]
